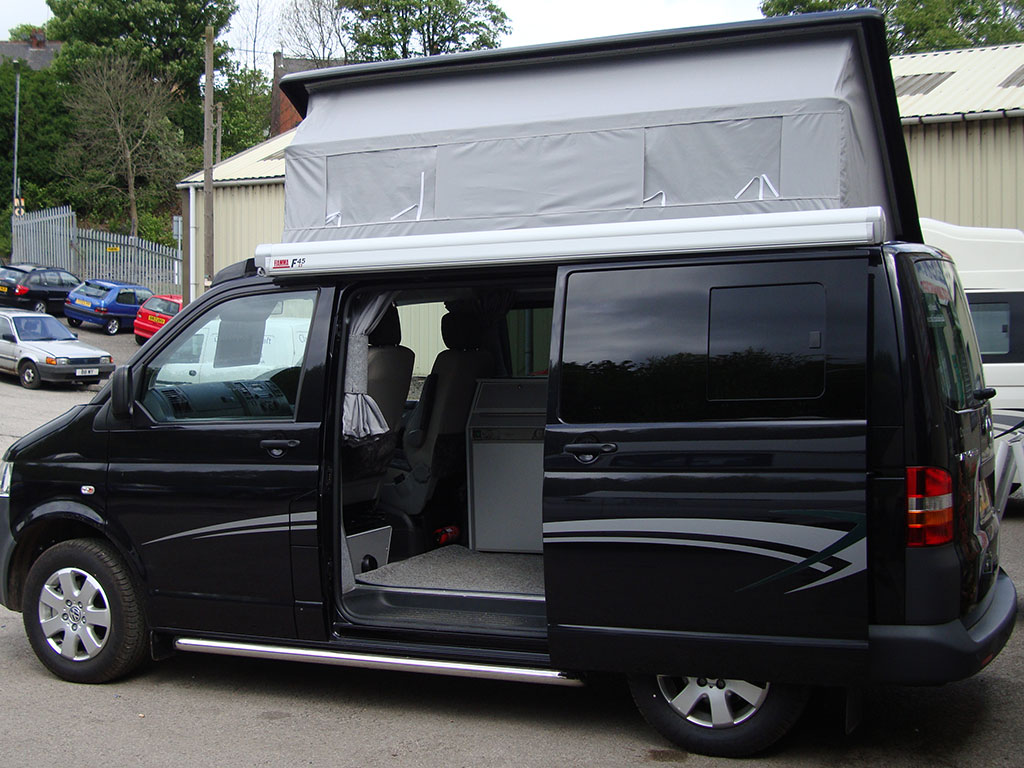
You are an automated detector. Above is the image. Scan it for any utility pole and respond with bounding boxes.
[215,102,223,165]
[203,26,215,290]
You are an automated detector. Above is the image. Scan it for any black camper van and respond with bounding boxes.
[0,12,1015,758]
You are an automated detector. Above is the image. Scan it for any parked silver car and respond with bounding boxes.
[0,309,115,389]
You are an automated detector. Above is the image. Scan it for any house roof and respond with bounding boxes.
[892,44,1024,123]
[177,129,295,188]
[0,39,63,70]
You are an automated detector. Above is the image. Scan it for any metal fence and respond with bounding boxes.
[10,206,182,295]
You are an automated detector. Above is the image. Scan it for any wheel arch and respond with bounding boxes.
[7,505,145,613]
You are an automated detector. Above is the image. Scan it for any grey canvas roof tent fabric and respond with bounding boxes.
[279,11,919,244]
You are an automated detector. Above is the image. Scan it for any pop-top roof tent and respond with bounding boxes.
[278,10,920,246]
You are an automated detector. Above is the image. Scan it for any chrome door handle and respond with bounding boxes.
[564,442,618,464]
[260,439,299,458]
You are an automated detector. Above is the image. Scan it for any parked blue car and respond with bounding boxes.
[64,279,154,335]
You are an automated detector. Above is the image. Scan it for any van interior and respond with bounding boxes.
[337,274,556,636]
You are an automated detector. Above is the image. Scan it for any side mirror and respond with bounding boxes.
[0,333,13,343]
[110,365,134,420]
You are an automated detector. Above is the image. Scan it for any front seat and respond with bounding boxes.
[382,310,494,519]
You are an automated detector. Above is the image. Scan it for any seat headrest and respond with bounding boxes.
[369,305,401,347]
[441,311,485,351]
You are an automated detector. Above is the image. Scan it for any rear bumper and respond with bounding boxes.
[869,569,1017,684]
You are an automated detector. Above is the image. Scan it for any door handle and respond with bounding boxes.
[260,439,300,458]
[564,442,618,464]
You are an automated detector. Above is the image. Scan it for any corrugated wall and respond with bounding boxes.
[903,116,1024,230]
[182,181,286,293]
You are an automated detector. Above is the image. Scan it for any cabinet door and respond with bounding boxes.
[544,256,870,683]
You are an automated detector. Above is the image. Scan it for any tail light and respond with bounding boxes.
[906,467,954,547]
[95,307,107,314]
[14,284,29,295]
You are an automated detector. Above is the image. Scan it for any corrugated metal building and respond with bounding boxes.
[893,45,1024,230]
[176,130,294,301]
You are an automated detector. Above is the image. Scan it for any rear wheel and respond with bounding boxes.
[19,360,41,389]
[67,317,82,328]
[134,333,146,346]
[22,539,148,683]
[629,674,809,757]
[104,317,120,335]
[32,299,47,314]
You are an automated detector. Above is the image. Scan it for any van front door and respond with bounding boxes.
[544,256,870,684]
[106,288,324,638]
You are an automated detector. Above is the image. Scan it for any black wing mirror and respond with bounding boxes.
[110,365,134,420]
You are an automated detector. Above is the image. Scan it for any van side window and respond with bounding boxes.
[968,302,1010,356]
[708,283,825,400]
[139,291,316,422]
[559,261,863,423]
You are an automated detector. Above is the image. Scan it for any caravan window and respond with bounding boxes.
[969,303,1010,355]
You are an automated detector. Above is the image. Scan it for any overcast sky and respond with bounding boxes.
[3,0,766,63]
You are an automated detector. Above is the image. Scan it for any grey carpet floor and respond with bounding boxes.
[357,545,545,596]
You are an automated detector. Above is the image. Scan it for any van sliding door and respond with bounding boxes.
[544,255,870,684]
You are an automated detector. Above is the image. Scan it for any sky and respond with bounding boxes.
[3,0,766,61]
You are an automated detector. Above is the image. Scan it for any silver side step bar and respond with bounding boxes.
[175,637,584,687]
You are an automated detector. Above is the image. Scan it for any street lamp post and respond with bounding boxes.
[12,59,21,207]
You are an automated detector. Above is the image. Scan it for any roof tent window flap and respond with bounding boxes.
[326,147,437,227]
[435,129,643,219]
[644,118,783,207]
[780,112,842,201]
[284,155,327,231]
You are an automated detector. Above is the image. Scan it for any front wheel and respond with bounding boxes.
[22,539,148,683]
[19,361,41,389]
[67,317,82,328]
[104,317,120,335]
[629,674,809,757]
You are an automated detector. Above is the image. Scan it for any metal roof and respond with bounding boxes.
[178,129,295,188]
[892,44,1024,123]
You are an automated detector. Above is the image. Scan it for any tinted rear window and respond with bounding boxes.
[143,297,180,316]
[913,259,985,409]
[78,283,112,299]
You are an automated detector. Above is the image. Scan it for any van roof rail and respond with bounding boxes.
[212,258,260,286]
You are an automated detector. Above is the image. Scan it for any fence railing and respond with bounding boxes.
[11,206,182,296]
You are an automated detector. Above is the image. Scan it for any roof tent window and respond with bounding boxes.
[436,130,643,219]
[325,147,438,227]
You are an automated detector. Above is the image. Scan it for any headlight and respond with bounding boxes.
[101,356,113,364]
[44,357,70,365]
[0,459,11,497]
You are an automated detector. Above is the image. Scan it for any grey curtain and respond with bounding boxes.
[343,291,399,439]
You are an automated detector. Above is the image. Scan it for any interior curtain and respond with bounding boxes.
[343,291,399,439]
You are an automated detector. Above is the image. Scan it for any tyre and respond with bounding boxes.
[32,300,47,314]
[19,360,41,389]
[67,317,82,328]
[22,539,148,683]
[104,317,120,335]
[134,333,146,346]
[628,674,809,757]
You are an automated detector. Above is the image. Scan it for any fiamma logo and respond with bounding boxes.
[273,258,290,269]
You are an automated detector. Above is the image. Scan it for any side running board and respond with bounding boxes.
[174,637,584,687]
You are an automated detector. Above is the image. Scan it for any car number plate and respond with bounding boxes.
[75,298,90,307]
[75,368,99,376]
[149,315,165,324]
[0,285,6,293]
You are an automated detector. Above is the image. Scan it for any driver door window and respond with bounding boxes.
[140,291,316,422]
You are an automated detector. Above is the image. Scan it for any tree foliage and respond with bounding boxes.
[760,0,1024,53]
[46,0,237,142]
[216,61,272,157]
[343,0,511,61]
[62,55,186,239]
[277,0,511,64]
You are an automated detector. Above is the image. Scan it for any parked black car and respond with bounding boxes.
[0,265,82,316]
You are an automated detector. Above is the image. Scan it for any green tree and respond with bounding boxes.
[216,61,271,157]
[46,0,237,142]
[760,0,1024,53]
[0,61,76,254]
[343,0,511,60]
[7,21,59,40]
[62,55,187,239]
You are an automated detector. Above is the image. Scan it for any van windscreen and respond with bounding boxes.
[913,259,985,409]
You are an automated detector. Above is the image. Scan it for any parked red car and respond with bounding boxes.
[133,294,183,345]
